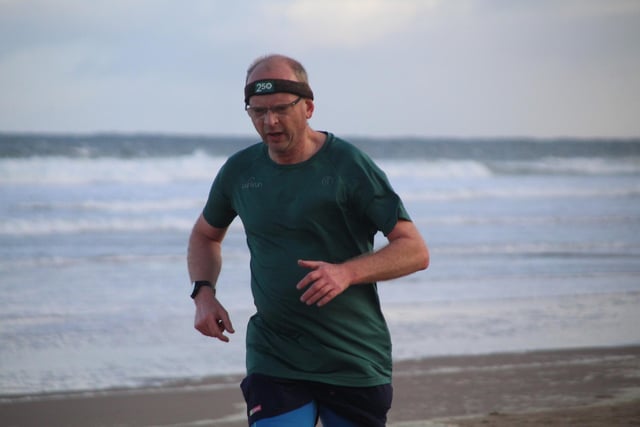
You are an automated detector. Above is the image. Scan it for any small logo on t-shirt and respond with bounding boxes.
[249,404,262,416]
[321,176,334,186]
[241,176,263,190]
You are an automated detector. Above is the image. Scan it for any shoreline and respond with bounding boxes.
[1,345,639,426]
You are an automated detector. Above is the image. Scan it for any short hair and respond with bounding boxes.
[246,54,310,84]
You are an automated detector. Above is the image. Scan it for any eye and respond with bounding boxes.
[251,107,268,115]
[272,104,290,114]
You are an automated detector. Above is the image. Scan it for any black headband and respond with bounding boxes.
[244,79,314,104]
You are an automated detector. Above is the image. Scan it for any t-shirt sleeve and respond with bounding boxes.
[350,153,411,236]
[202,162,237,228]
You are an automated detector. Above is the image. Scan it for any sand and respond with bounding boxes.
[1,346,639,427]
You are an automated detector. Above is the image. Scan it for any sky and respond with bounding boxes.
[1,0,639,138]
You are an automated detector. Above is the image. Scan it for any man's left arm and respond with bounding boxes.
[297,220,429,307]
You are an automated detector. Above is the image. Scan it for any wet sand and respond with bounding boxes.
[1,346,639,426]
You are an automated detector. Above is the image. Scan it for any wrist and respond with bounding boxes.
[190,280,215,299]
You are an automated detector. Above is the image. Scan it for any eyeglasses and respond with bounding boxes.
[245,96,303,119]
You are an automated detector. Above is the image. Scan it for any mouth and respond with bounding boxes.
[266,131,285,140]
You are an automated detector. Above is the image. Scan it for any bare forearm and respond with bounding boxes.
[296,220,429,307]
[188,232,221,282]
[343,232,429,285]
[187,219,223,284]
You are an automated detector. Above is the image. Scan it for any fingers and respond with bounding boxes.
[298,271,341,307]
[300,283,338,307]
[219,314,235,339]
[296,269,317,291]
[296,259,323,291]
[297,259,320,269]
[195,306,235,342]
[205,317,229,342]
[298,273,323,304]
[297,259,350,307]
[207,314,235,342]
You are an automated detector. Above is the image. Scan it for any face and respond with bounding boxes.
[245,61,314,158]
[246,92,312,153]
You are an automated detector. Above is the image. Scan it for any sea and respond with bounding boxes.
[1,133,639,397]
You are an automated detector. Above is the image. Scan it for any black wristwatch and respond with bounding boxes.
[191,280,215,299]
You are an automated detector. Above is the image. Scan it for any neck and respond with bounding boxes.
[268,129,326,165]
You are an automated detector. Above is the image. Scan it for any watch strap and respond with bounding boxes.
[191,280,215,299]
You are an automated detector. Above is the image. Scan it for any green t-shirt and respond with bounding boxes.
[203,132,410,386]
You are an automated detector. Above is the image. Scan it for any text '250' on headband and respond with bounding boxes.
[244,79,314,104]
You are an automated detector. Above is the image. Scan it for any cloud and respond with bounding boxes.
[267,0,439,48]
[558,0,640,17]
[1,0,639,136]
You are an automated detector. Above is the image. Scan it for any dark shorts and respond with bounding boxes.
[240,373,393,426]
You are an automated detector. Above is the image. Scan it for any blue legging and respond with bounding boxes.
[251,401,359,427]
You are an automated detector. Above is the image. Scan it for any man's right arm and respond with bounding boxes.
[187,214,235,342]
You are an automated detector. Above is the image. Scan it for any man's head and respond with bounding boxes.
[243,54,316,157]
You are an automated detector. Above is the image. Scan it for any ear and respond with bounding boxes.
[304,99,315,119]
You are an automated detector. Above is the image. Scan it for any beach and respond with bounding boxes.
[1,345,639,426]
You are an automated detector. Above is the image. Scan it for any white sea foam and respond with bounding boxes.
[0,217,194,235]
[378,156,640,180]
[400,186,640,202]
[421,214,638,227]
[431,241,636,256]
[494,156,640,175]
[379,159,494,178]
[0,156,497,185]
[1,154,637,187]
[0,214,246,236]
[18,198,204,213]
[0,150,226,185]
[0,253,186,270]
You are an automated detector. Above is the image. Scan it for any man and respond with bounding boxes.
[187,54,429,426]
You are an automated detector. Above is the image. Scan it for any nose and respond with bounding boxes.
[262,110,279,125]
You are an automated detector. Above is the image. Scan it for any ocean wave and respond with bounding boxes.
[0,217,194,235]
[19,198,204,213]
[433,241,638,256]
[0,216,246,236]
[378,159,494,178]
[1,154,637,186]
[0,156,496,184]
[0,254,186,270]
[3,134,639,161]
[490,157,640,175]
[0,150,226,185]
[400,186,640,201]
[373,157,640,180]
[421,214,640,227]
